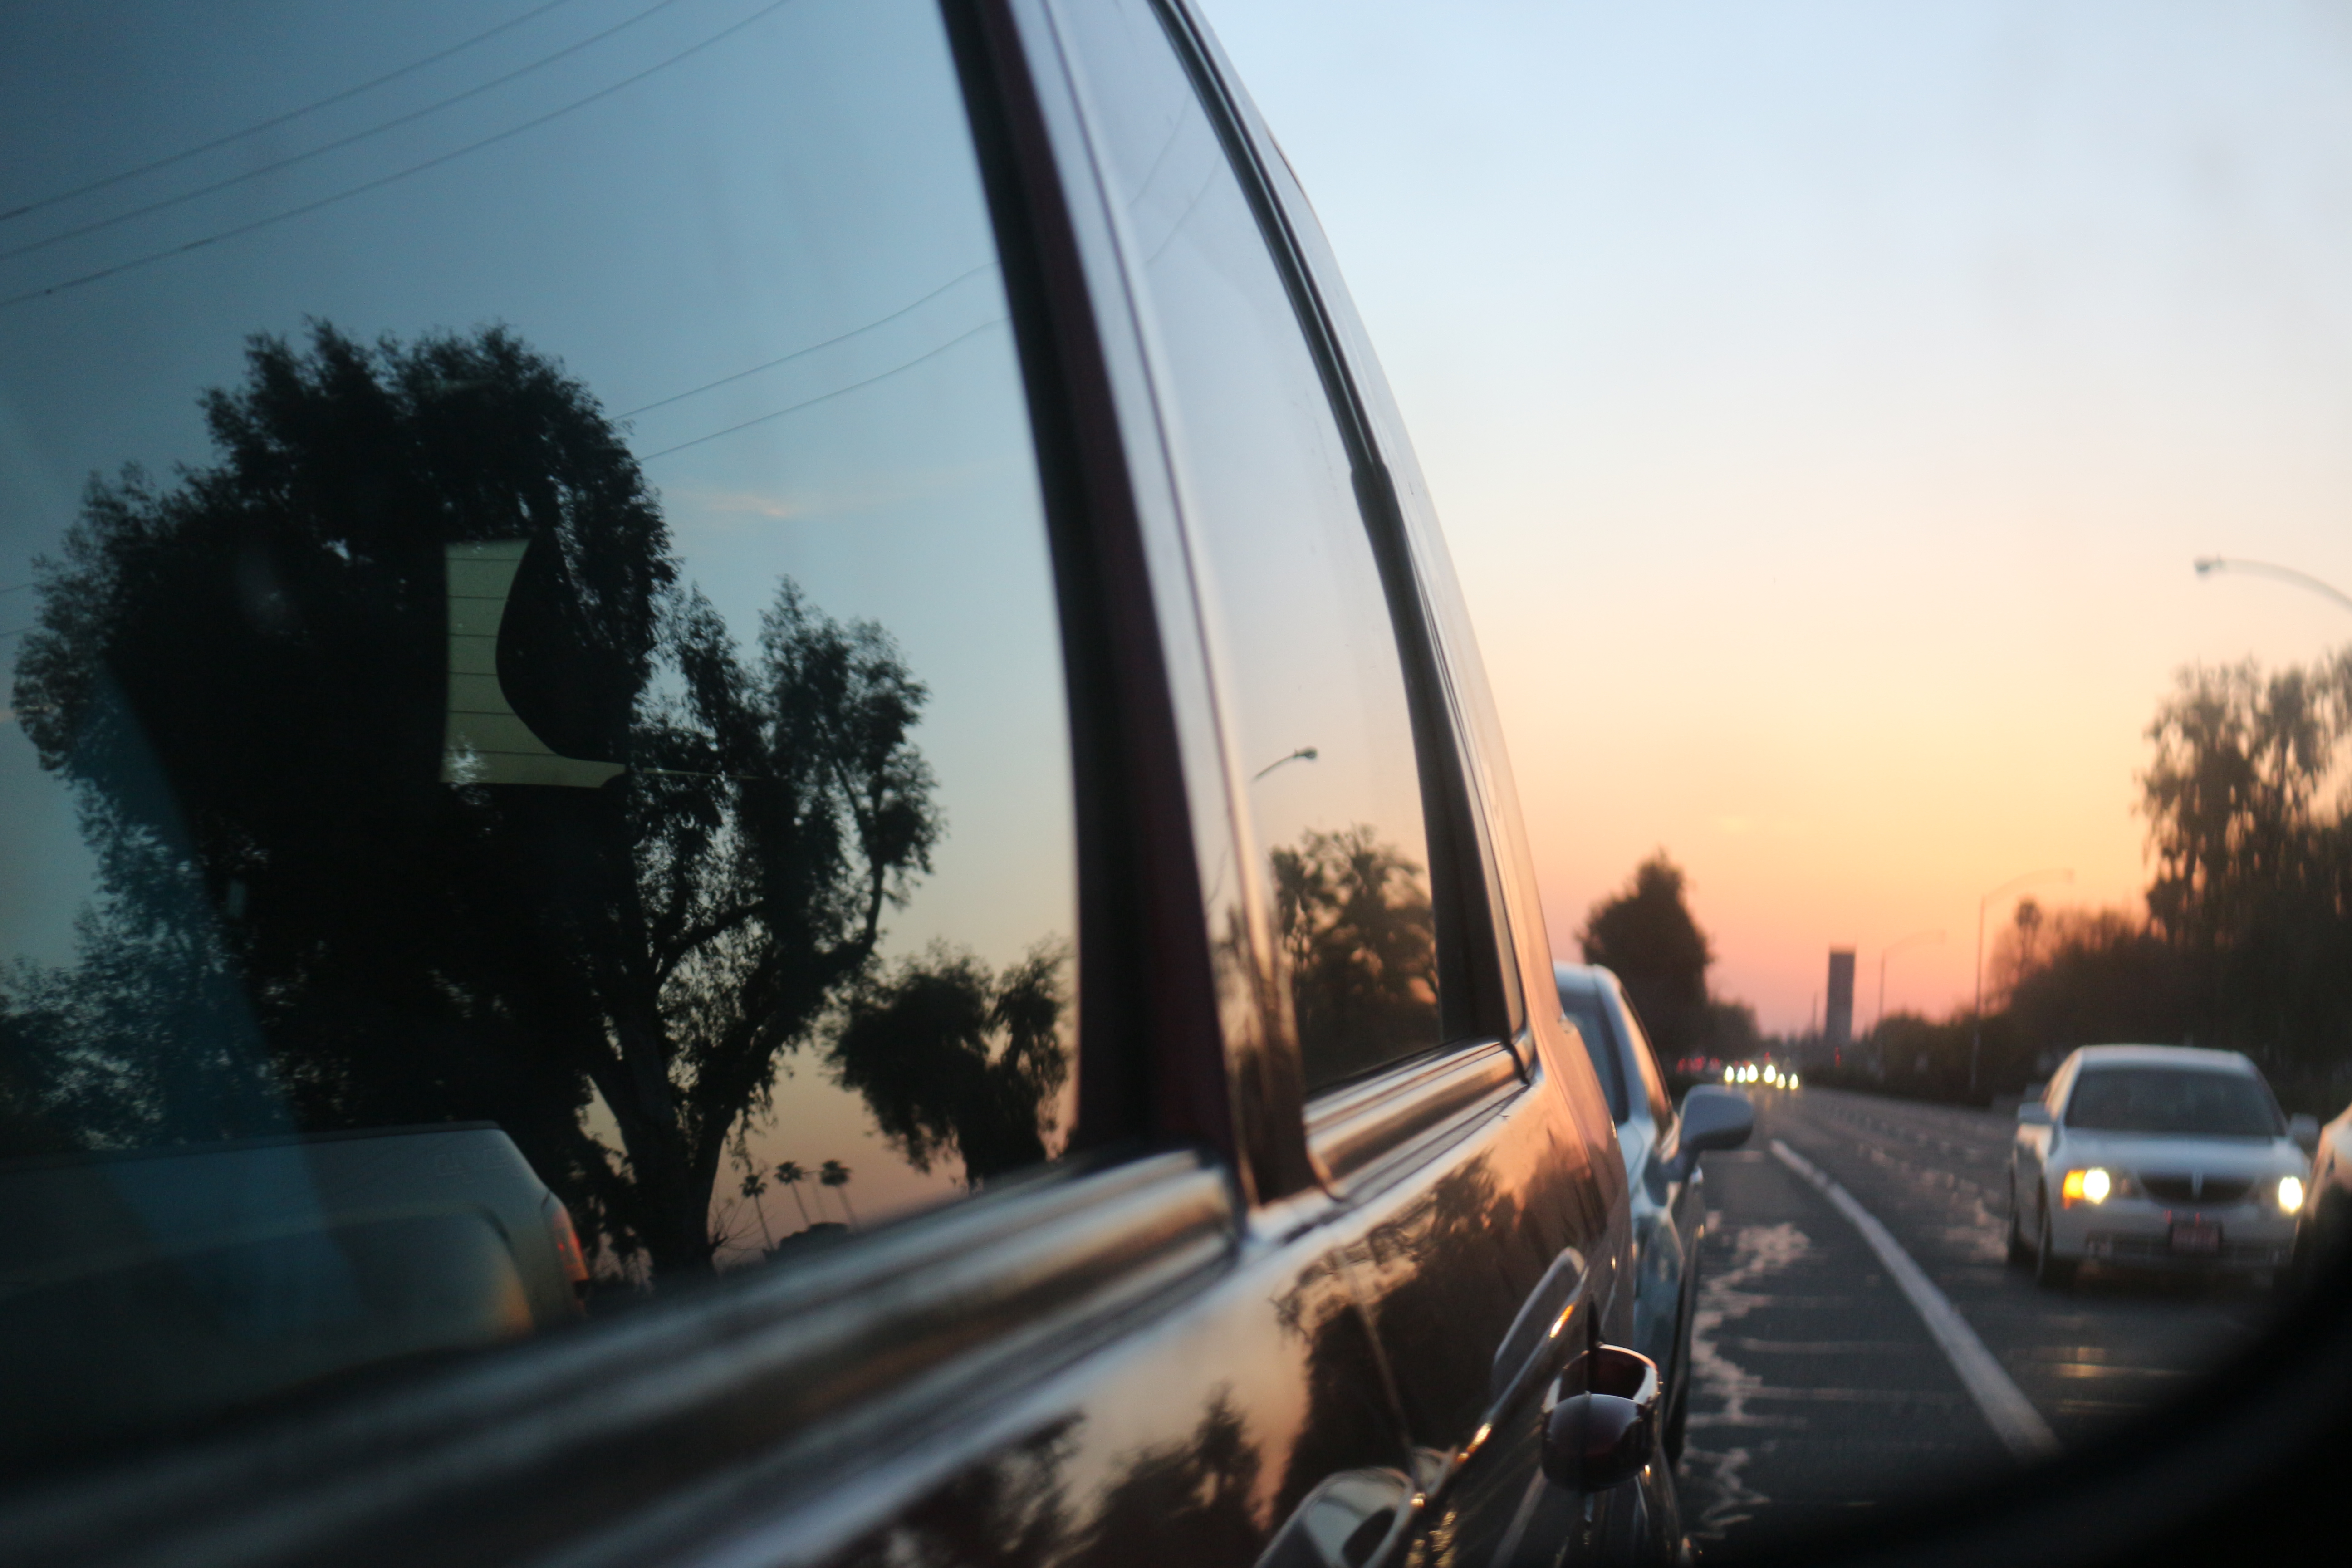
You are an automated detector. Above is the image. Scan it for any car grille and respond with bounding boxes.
[2138,1174,2255,1205]
[2087,1232,2286,1266]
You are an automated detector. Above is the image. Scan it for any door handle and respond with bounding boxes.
[1258,1467,1412,1568]
[1540,1345,1660,1492]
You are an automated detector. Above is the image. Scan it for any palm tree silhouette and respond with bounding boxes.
[774,1161,813,1230]
[738,1167,775,1250]
[819,1160,856,1227]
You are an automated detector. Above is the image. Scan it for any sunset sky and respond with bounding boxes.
[1200,0,2352,1032]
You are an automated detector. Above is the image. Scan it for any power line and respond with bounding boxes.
[0,0,582,226]
[0,0,691,266]
[0,0,802,315]
[618,262,995,419]
[635,316,1006,462]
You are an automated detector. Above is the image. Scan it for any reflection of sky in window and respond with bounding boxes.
[1060,0,1428,890]
[0,0,1074,1231]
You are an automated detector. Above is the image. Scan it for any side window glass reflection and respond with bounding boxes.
[1055,0,1444,1093]
[0,0,1073,1465]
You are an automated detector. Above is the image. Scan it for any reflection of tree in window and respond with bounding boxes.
[5,322,1068,1282]
[832,940,1072,1186]
[1271,825,1438,1088]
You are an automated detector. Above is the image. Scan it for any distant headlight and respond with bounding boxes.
[2279,1176,2306,1215]
[2062,1167,2112,1206]
[1788,1074,1801,1090]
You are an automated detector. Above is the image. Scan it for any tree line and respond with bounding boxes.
[1848,649,2352,1111]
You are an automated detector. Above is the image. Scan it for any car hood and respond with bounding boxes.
[2051,1130,2306,1178]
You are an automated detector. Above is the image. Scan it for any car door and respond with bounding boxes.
[0,1,1437,1563]
[1039,2,1676,1560]
[1602,983,1704,1423]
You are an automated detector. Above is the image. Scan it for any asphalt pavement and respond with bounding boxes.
[1675,1084,2288,1557]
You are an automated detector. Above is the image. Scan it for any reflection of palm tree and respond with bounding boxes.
[738,1167,775,1250]
[820,1159,855,1227]
[774,1161,813,1229]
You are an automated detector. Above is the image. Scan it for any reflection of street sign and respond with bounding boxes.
[439,540,624,789]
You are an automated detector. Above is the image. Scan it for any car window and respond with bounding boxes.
[0,0,1077,1470]
[1558,987,1628,1124]
[1051,0,1443,1093]
[2064,1068,2282,1137]
[1612,989,1676,1128]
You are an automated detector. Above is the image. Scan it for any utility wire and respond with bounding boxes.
[0,0,691,265]
[619,261,996,419]
[0,0,801,314]
[635,316,1006,462]
[0,0,582,226]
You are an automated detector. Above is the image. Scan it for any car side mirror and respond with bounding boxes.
[2291,1114,2319,1154]
[1677,1085,1754,1164]
[1543,1346,1660,1492]
[2017,1102,2052,1126]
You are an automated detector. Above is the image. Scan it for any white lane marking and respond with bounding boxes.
[1770,1139,2060,1462]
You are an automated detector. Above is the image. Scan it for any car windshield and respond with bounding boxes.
[2063,1068,2282,1137]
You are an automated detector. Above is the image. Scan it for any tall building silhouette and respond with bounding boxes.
[1826,949,1856,1047]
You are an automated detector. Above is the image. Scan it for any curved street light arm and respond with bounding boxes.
[2194,557,2352,619]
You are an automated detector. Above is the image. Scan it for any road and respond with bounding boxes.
[1672,1084,2287,1556]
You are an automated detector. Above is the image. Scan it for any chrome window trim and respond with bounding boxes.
[1305,1039,1526,1191]
[4,1152,1232,1568]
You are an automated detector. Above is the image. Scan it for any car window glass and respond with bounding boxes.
[1052,0,1441,1093]
[1612,990,1676,1127]
[0,0,1077,1469]
[1558,988,1628,1124]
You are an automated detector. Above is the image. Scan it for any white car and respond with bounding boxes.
[2008,1044,2318,1288]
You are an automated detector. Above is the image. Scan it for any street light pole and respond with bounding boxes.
[2193,557,2352,618]
[1877,929,1945,1034]
[1972,868,2072,1098]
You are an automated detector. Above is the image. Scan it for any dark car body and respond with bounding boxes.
[0,1,1676,1564]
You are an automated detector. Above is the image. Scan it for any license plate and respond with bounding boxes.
[2170,1221,2221,1255]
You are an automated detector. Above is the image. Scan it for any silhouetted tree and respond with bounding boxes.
[816,1158,857,1226]
[830,941,1071,1186]
[5,321,957,1276]
[1706,998,1763,1063]
[1270,824,1437,1084]
[2004,908,2193,1066]
[774,1160,814,1228]
[1579,852,1712,1055]
[1068,1392,1264,1568]
[2142,651,2352,1088]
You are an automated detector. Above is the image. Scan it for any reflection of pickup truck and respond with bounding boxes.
[0,1123,586,1462]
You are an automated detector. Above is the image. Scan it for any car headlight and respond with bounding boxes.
[2062,1167,2112,1206]
[2279,1175,2305,1215]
